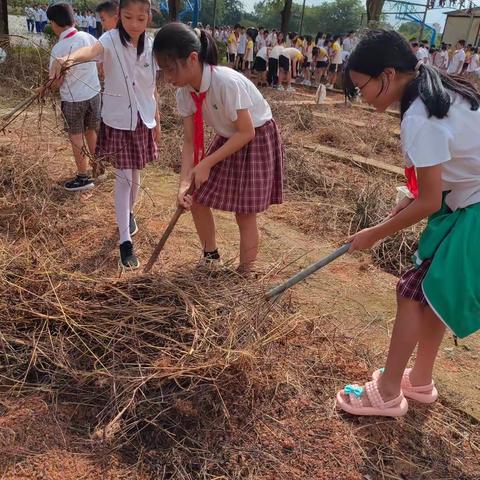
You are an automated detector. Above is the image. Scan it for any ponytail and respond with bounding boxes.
[344,29,480,120]
[153,22,218,66]
[401,63,479,119]
[199,29,218,65]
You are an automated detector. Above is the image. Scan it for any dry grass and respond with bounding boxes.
[1,67,479,480]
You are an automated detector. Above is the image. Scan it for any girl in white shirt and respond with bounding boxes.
[153,23,284,273]
[337,30,480,417]
[51,0,160,270]
[466,46,480,78]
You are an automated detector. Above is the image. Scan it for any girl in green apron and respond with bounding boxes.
[336,29,480,417]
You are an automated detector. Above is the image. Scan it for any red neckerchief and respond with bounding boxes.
[190,91,207,166]
[64,28,78,39]
[405,166,419,198]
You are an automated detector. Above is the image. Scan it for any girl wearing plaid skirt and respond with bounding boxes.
[51,0,160,270]
[336,30,480,417]
[153,23,283,273]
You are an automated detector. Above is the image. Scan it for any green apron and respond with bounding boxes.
[415,197,480,338]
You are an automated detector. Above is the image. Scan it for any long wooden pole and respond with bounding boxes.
[266,243,351,299]
[143,184,194,273]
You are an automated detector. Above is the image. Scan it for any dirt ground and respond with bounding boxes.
[1,82,479,479]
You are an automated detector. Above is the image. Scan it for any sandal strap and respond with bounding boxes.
[402,368,435,393]
[365,380,404,409]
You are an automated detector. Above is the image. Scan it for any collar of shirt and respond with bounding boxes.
[59,27,77,41]
[188,63,213,94]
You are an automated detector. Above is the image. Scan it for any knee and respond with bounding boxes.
[235,212,256,228]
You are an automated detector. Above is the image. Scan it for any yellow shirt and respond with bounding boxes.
[247,39,253,51]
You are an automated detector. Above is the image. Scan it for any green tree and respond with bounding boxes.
[398,20,421,39]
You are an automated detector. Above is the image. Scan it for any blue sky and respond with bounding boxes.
[242,0,450,30]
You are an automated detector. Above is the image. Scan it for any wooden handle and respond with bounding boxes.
[143,183,194,273]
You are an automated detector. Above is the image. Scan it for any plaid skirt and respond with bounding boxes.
[194,119,284,213]
[95,115,157,170]
[396,260,431,305]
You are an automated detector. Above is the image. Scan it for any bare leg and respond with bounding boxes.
[235,212,259,272]
[69,132,88,175]
[409,306,446,386]
[377,295,425,400]
[84,128,97,156]
[191,201,217,252]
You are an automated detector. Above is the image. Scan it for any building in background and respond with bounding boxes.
[443,7,480,45]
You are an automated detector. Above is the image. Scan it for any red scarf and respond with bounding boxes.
[405,166,419,199]
[190,91,207,166]
[64,28,78,39]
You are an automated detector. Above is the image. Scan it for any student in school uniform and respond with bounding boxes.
[254,45,268,87]
[301,35,314,85]
[447,40,466,75]
[278,46,303,92]
[244,31,254,77]
[466,46,480,79]
[51,0,160,270]
[313,45,329,85]
[153,23,283,273]
[337,29,480,417]
[227,25,239,68]
[25,5,35,33]
[47,3,101,193]
[236,26,247,71]
[34,6,43,33]
[96,1,119,32]
[326,35,342,89]
[433,44,449,71]
[267,35,284,88]
[255,27,266,53]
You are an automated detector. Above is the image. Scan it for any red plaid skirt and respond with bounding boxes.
[396,260,431,304]
[194,119,284,213]
[96,115,157,170]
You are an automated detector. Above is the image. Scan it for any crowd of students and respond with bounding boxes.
[209,25,358,91]
[412,38,480,78]
[24,4,102,37]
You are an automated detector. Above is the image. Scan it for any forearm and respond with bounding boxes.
[63,44,98,63]
[372,198,439,240]
[179,144,194,187]
[203,130,255,169]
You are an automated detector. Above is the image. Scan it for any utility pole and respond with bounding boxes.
[0,0,8,36]
[299,0,307,35]
[418,0,428,42]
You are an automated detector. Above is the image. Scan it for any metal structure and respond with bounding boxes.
[158,0,201,25]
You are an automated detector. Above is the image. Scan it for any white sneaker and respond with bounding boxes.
[276,85,285,91]
[287,86,296,92]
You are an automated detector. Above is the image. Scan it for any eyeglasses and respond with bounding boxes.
[354,76,373,96]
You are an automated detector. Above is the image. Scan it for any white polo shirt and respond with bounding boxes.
[49,27,100,102]
[176,64,272,138]
[256,46,268,61]
[98,29,158,130]
[401,93,480,211]
[269,45,284,60]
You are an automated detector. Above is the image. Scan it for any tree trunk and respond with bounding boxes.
[280,0,292,36]
[0,0,9,36]
[168,0,178,21]
[366,0,385,24]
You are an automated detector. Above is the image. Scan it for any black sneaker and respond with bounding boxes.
[129,213,138,237]
[119,241,140,270]
[64,174,94,192]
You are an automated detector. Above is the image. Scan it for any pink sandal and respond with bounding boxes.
[336,380,408,417]
[372,368,438,404]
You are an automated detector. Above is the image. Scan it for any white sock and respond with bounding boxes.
[130,169,140,213]
[115,168,133,244]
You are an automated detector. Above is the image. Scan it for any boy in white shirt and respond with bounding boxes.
[447,40,466,75]
[95,1,119,32]
[34,6,43,33]
[47,3,101,191]
[326,35,343,88]
[236,26,247,70]
[25,5,35,33]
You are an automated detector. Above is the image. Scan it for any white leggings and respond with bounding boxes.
[115,169,140,244]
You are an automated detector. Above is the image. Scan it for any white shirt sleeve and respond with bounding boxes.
[176,89,195,118]
[221,78,254,122]
[402,115,452,167]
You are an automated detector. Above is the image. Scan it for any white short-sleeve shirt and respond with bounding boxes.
[447,49,466,74]
[49,27,100,103]
[98,29,158,130]
[401,93,480,210]
[176,64,272,138]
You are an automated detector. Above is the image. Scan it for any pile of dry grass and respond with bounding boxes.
[349,183,421,275]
